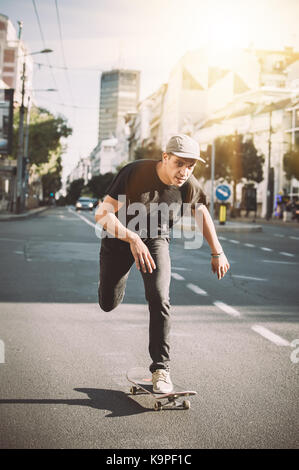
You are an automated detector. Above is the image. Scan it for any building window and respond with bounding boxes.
[4,49,15,62]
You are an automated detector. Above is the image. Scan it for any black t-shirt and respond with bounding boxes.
[104,159,206,238]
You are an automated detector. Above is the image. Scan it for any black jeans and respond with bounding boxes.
[98,236,171,373]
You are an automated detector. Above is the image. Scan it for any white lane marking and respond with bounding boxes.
[251,325,290,347]
[279,251,295,257]
[289,236,299,240]
[213,301,241,317]
[261,247,273,252]
[14,250,24,255]
[229,239,240,244]
[274,234,284,238]
[172,267,191,271]
[232,275,267,281]
[218,236,227,240]
[244,243,255,247]
[171,272,185,281]
[186,283,208,296]
[68,207,96,228]
[262,260,299,265]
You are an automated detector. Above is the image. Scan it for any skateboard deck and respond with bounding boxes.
[126,367,197,410]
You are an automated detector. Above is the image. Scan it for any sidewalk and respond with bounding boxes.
[0,206,49,221]
[231,215,299,229]
[175,215,262,233]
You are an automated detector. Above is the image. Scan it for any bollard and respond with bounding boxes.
[219,204,226,225]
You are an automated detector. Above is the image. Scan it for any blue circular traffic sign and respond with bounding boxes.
[216,184,231,201]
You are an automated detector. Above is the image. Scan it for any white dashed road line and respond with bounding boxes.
[232,275,267,281]
[262,260,299,265]
[251,325,290,347]
[171,272,185,281]
[279,251,295,257]
[213,301,241,317]
[172,267,191,271]
[289,236,299,240]
[186,283,208,296]
[68,209,296,352]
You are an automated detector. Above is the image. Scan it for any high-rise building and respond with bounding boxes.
[98,69,140,143]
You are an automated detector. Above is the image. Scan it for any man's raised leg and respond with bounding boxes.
[98,237,134,312]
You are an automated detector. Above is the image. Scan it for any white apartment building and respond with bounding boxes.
[127,83,167,160]
[127,46,299,217]
[67,156,91,185]
[0,13,33,105]
[194,87,299,217]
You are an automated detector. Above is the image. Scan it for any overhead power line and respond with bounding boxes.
[34,61,103,72]
[37,95,98,109]
[54,0,75,105]
[31,0,64,105]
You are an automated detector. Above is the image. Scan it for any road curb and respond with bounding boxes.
[0,206,49,221]
[174,217,263,233]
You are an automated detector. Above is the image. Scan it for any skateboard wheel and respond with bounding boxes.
[154,401,162,411]
[130,386,137,395]
[183,400,191,410]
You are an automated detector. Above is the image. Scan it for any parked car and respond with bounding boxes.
[75,197,94,211]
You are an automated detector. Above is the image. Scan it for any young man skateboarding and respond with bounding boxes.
[95,134,230,394]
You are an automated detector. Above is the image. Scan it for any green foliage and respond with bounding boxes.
[12,106,72,166]
[87,173,115,199]
[283,148,299,180]
[201,134,264,184]
[66,178,85,205]
[134,143,162,161]
[12,105,72,199]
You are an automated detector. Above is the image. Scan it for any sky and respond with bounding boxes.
[1,0,299,183]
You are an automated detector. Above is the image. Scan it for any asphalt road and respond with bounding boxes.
[0,206,298,449]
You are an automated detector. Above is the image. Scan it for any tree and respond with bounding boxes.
[87,173,115,200]
[283,147,299,180]
[12,105,72,201]
[39,150,63,199]
[200,133,264,210]
[134,142,162,161]
[66,178,84,205]
[12,106,72,165]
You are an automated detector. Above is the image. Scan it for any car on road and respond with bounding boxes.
[91,198,100,208]
[75,197,94,211]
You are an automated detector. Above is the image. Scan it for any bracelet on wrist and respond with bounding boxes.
[211,251,223,258]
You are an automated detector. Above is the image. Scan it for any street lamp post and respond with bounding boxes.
[210,139,215,219]
[15,61,26,214]
[266,108,274,220]
[245,100,275,220]
[14,48,53,213]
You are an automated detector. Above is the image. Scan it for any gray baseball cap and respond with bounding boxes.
[166,134,206,163]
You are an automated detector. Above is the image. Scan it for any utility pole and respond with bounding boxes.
[13,47,53,213]
[14,61,26,214]
[266,108,273,220]
[210,139,215,220]
[22,95,31,210]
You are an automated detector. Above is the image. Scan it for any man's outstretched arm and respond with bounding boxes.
[192,205,230,280]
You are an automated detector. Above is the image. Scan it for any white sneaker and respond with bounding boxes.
[152,369,173,394]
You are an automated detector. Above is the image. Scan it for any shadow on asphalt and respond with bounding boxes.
[0,388,149,418]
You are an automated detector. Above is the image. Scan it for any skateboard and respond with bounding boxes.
[126,367,197,411]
